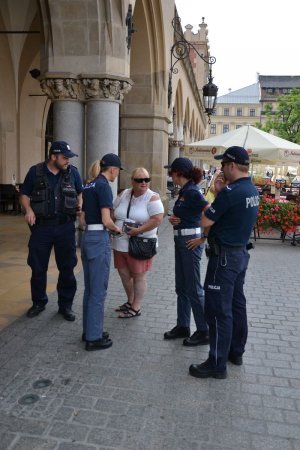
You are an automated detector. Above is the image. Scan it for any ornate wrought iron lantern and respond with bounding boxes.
[168,14,218,122]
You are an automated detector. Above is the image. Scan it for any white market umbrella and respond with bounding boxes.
[186,125,300,164]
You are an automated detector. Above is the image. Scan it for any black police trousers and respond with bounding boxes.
[27,221,77,309]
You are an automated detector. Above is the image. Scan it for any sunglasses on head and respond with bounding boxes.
[133,177,151,183]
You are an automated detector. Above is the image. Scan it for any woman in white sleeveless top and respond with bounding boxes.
[112,168,164,318]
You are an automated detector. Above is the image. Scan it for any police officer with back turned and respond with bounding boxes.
[187,146,259,379]
[20,141,83,321]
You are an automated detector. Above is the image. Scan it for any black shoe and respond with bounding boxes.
[228,353,243,366]
[58,308,76,322]
[189,359,227,379]
[85,337,113,351]
[164,325,190,340]
[26,305,45,318]
[183,330,209,346]
[82,331,109,342]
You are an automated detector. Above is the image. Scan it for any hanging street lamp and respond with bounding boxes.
[168,13,218,123]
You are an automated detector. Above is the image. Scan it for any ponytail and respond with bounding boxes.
[190,167,204,184]
[86,160,101,183]
[172,166,204,184]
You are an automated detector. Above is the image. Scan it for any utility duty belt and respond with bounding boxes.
[205,237,246,257]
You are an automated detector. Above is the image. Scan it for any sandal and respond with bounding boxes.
[118,307,141,319]
[115,302,131,312]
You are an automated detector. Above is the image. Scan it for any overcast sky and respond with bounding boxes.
[175,0,299,96]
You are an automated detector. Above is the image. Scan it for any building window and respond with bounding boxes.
[236,125,242,129]
[236,108,242,116]
[249,109,256,117]
[223,124,229,133]
[267,88,274,94]
[210,124,216,134]
[282,88,288,94]
[223,108,229,116]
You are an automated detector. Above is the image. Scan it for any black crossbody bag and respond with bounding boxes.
[126,191,157,260]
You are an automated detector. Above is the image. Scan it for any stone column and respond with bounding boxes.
[168,139,182,165]
[81,77,132,196]
[53,101,85,175]
[85,100,119,170]
[40,77,85,177]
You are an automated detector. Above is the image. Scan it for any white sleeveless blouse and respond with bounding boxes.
[112,188,164,252]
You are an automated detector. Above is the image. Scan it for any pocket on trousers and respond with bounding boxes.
[83,235,108,260]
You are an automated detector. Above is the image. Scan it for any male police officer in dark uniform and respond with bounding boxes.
[20,141,83,321]
[187,146,259,379]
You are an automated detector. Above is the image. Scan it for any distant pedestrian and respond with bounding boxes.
[187,146,259,379]
[20,141,83,321]
[205,169,223,203]
[163,157,209,346]
[81,154,123,351]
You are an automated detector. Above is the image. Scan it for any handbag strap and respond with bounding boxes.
[126,190,134,218]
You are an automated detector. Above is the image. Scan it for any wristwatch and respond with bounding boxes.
[201,232,208,238]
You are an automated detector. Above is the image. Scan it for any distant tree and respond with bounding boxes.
[258,88,300,144]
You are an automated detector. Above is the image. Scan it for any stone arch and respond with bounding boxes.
[190,109,195,141]
[124,0,166,107]
[195,117,199,140]
[183,97,190,140]
[120,0,168,195]
[0,9,16,183]
[18,12,50,180]
[174,79,183,139]
[0,1,46,183]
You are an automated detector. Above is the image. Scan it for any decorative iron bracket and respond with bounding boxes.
[125,4,136,52]
[168,14,217,111]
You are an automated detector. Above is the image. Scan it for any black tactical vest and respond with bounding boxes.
[30,163,77,218]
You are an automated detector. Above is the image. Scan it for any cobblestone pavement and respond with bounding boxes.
[0,218,300,450]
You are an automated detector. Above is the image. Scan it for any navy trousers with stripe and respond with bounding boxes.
[204,248,250,370]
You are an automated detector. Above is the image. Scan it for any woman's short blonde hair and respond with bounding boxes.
[131,167,150,179]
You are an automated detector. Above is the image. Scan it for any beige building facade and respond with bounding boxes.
[209,83,261,137]
[209,76,300,138]
[0,0,213,202]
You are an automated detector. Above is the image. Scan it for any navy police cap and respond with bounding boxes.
[49,141,78,158]
[164,157,193,172]
[215,146,250,166]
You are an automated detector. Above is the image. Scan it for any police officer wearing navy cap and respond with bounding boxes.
[187,146,259,379]
[163,157,209,346]
[20,141,83,321]
[81,154,123,351]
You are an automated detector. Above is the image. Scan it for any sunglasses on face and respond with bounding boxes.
[133,177,151,183]
[221,161,231,168]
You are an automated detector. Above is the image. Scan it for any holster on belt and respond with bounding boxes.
[205,237,220,257]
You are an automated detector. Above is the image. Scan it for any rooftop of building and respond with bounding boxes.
[259,75,300,88]
[217,83,260,104]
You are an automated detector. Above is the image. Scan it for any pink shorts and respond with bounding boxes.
[113,250,154,274]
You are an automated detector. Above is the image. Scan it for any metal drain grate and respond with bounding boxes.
[18,394,40,405]
[32,379,52,389]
